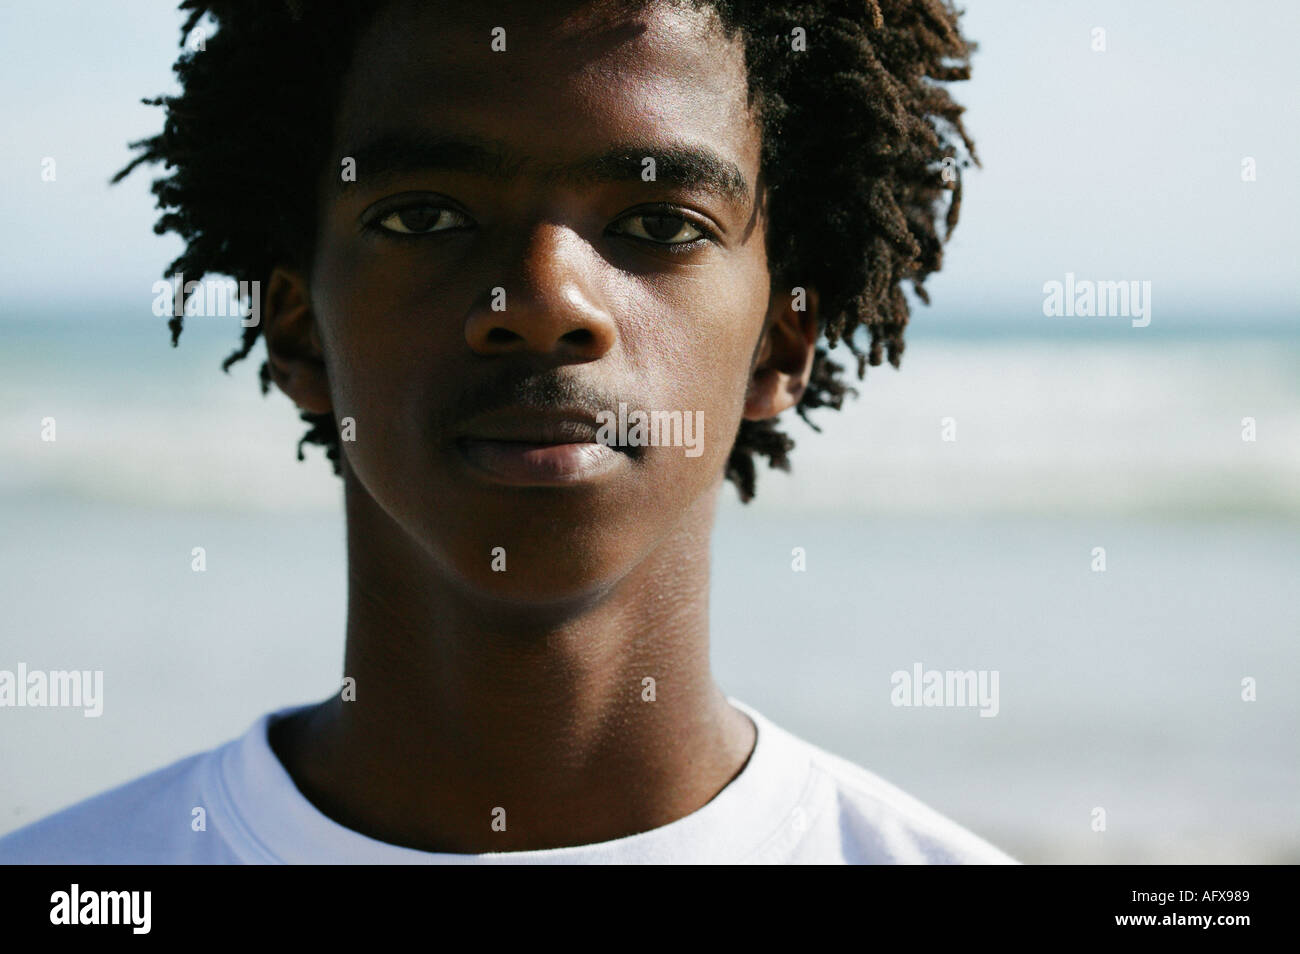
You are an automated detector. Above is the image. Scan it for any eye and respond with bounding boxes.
[613,211,707,246]
[372,204,471,235]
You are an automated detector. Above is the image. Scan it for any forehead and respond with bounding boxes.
[331,0,760,181]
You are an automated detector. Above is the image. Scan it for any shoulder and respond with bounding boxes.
[805,739,1018,864]
[0,744,236,864]
[736,703,1019,865]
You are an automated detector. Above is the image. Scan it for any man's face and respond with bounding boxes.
[298,0,786,603]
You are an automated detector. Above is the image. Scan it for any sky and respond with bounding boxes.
[0,0,1296,324]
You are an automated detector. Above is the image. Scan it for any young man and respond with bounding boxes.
[1,0,1014,863]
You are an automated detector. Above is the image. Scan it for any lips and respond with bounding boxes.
[458,415,605,445]
[453,408,631,487]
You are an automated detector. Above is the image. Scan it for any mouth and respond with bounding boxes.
[452,411,633,487]
[455,438,627,486]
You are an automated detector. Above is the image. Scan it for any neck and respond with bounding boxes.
[270,466,755,853]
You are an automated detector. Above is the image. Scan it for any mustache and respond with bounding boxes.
[446,365,627,427]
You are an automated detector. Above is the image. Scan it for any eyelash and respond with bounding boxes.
[361,199,717,252]
[361,200,472,241]
[612,204,718,252]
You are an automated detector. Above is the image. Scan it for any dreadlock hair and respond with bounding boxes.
[115,0,977,502]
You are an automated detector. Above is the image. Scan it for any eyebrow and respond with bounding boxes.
[337,131,752,210]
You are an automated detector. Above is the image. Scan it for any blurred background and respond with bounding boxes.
[1,1,1296,862]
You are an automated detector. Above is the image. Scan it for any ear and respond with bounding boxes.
[743,286,820,421]
[264,266,332,415]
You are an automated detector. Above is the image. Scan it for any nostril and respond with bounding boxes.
[561,328,594,346]
[486,327,519,345]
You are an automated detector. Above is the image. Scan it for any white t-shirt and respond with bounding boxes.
[0,699,1017,864]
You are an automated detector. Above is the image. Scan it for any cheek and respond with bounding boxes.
[603,274,766,504]
[308,254,451,496]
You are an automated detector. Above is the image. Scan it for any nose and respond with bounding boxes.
[464,221,616,360]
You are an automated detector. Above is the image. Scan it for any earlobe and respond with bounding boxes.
[743,287,820,421]
[264,267,333,416]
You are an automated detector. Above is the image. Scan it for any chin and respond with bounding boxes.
[428,526,636,609]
